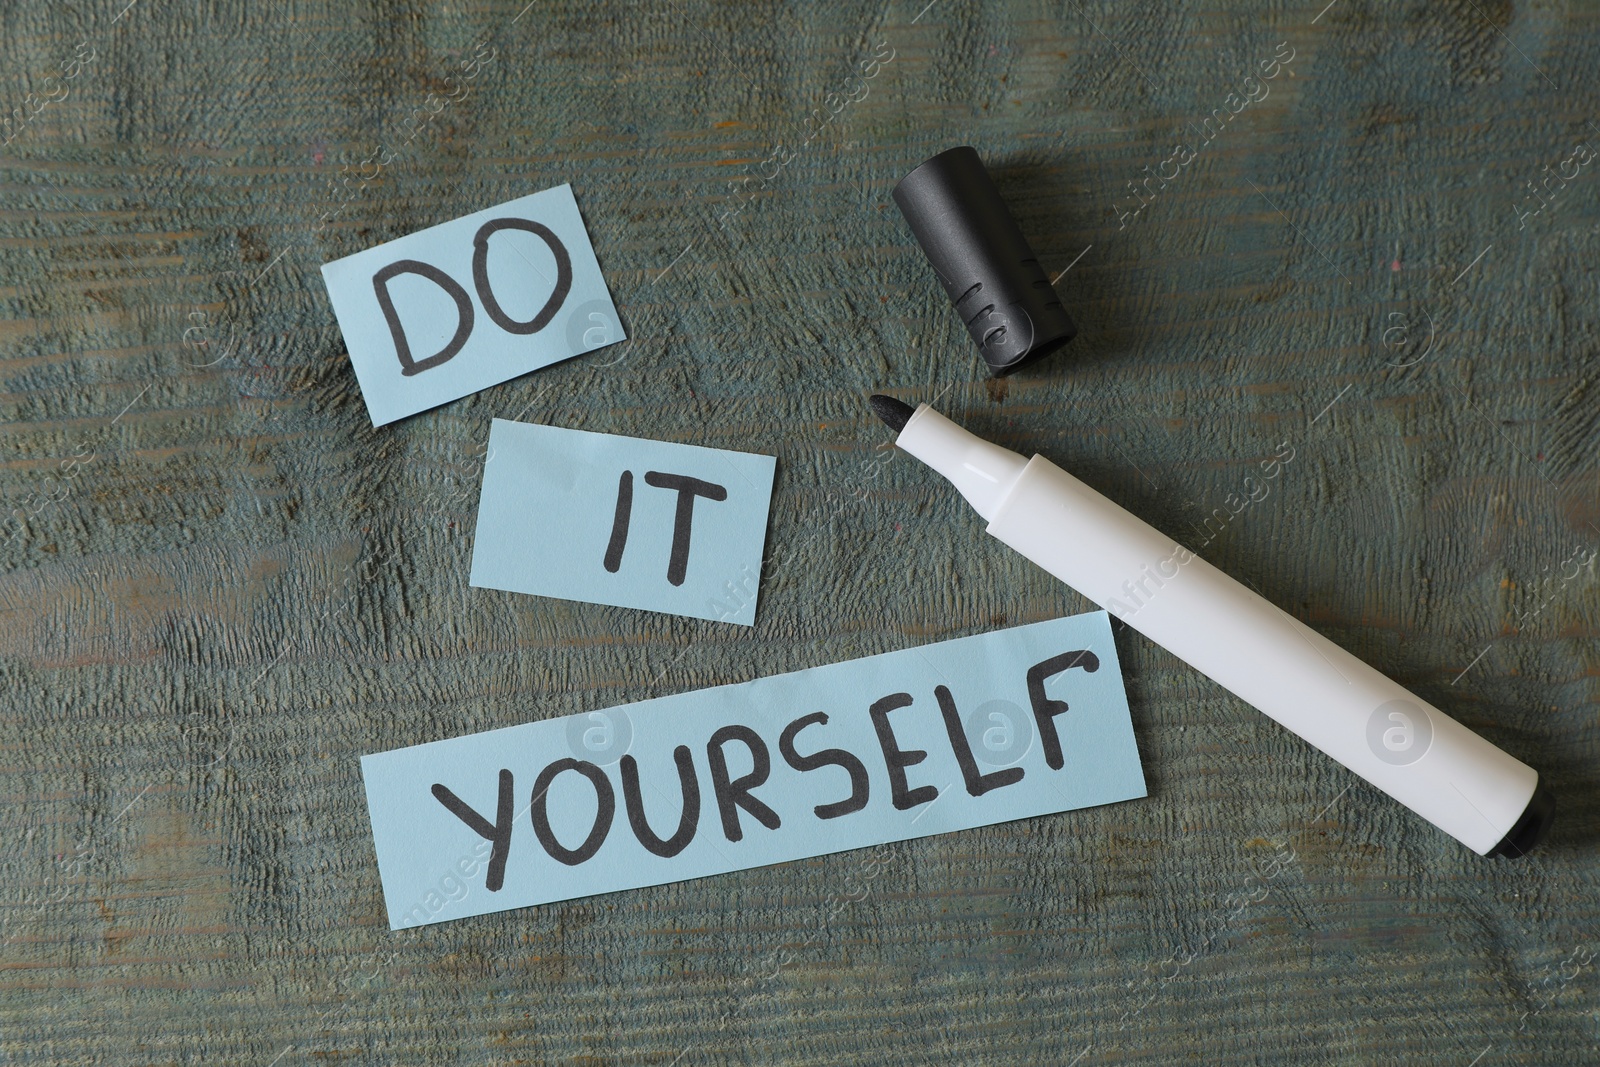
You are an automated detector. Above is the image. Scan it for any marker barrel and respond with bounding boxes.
[985,456,1543,855]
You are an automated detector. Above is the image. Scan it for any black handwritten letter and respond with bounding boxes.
[603,470,633,572]
[869,693,938,810]
[373,259,475,376]
[936,685,1024,797]
[706,725,781,842]
[431,768,514,891]
[471,218,572,334]
[779,712,870,819]
[530,758,615,866]
[1026,650,1101,771]
[643,472,728,586]
[620,745,700,857]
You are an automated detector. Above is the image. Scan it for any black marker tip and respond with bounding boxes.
[869,394,916,434]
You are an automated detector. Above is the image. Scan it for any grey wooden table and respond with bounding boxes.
[2,0,1597,1063]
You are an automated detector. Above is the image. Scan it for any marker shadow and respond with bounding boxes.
[1108,613,1163,804]
[1514,740,1597,857]
[984,152,1145,381]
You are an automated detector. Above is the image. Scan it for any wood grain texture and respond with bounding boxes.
[1,0,1598,1063]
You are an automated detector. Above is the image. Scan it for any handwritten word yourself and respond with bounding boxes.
[424,651,1100,907]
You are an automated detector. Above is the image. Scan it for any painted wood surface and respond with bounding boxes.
[2,0,1597,1063]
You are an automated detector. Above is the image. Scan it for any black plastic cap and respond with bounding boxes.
[892,146,1077,376]
[1486,781,1556,858]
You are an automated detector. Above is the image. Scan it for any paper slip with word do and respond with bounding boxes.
[321,185,624,426]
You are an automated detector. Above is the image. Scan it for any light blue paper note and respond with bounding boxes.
[469,418,777,625]
[320,184,625,426]
[361,611,1146,928]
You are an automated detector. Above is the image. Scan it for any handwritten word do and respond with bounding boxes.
[374,217,572,376]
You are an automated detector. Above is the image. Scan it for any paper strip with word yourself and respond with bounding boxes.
[361,610,1145,928]
[469,419,776,625]
[321,184,624,426]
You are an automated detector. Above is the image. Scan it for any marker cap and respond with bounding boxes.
[892,145,1077,376]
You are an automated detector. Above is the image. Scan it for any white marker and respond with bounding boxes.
[869,395,1553,857]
